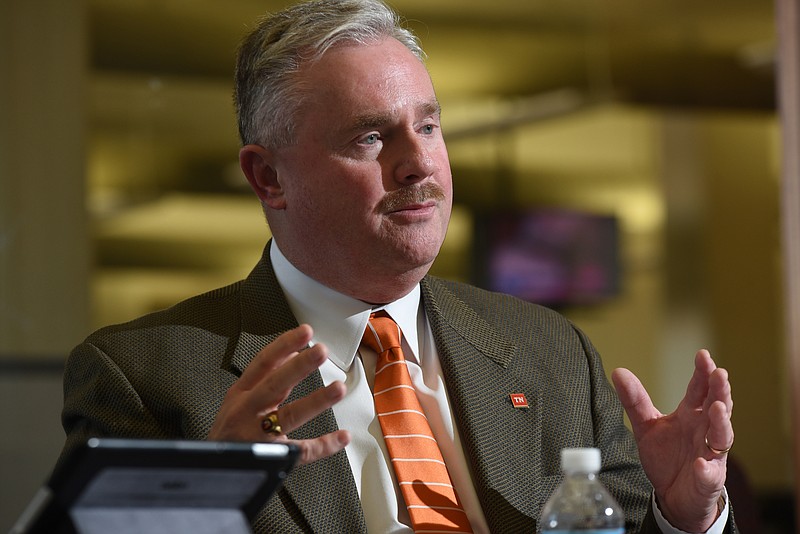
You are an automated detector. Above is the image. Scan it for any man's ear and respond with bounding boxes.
[239,144,287,210]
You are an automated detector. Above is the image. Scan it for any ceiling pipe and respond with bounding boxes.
[443,88,589,141]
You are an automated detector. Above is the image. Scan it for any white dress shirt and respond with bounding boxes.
[269,242,727,534]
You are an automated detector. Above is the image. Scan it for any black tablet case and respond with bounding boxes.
[12,438,299,534]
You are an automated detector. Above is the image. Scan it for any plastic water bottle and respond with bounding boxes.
[539,448,624,533]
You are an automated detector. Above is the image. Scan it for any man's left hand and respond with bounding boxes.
[612,349,733,533]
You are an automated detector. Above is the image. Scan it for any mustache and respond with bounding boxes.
[379,182,447,212]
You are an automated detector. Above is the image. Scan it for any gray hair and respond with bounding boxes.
[234,0,425,148]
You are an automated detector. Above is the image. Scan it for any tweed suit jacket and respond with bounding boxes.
[61,246,736,533]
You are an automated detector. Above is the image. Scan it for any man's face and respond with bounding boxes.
[264,37,453,302]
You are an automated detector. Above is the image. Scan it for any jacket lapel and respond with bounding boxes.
[228,244,367,532]
[422,277,544,532]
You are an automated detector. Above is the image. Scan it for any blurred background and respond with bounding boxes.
[0,0,791,531]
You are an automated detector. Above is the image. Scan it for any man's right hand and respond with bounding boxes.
[208,324,350,465]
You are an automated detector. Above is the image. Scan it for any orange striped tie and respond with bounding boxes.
[362,311,472,533]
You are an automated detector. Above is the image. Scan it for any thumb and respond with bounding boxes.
[612,368,660,433]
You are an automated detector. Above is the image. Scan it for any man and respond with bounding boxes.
[60,0,735,532]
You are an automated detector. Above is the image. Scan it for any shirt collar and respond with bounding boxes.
[270,241,422,371]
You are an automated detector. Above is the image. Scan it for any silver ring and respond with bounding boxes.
[705,434,732,455]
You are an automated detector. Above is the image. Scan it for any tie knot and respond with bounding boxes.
[362,311,402,354]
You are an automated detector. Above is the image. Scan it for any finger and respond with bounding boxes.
[611,367,661,433]
[270,381,347,435]
[707,367,733,414]
[292,430,352,466]
[682,350,716,408]
[704,400,734,458]
[246,343,329,412]
[237,325,314,390]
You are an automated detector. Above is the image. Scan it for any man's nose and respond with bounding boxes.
[392,133,437,184]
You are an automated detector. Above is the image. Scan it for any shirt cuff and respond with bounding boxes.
[652,488,729,534]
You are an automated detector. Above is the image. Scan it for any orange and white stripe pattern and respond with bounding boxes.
[363,312,472,533]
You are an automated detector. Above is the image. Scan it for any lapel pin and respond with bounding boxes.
[510,393,529,408]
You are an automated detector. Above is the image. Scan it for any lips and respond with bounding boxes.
[390,199,437,213]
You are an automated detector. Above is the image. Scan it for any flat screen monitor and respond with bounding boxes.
[473,208,620,306]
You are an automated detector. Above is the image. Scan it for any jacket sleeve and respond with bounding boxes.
[58,341,169,468]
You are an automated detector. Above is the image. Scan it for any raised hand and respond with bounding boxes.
[208,324,350,465]
[612,350,733,533]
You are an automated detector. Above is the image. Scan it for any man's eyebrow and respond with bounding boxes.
[352,112,393,131]
[350,100,442,132]
[419,100,442,118]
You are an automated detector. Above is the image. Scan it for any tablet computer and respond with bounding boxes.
[13,438,299,534]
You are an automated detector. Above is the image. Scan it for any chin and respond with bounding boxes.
[396,249,439,276]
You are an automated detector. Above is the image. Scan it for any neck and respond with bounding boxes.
[318,265,429,305]
[272,239,430,304]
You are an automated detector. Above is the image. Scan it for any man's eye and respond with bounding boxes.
[421,124,435,134]
[362,133,380,145]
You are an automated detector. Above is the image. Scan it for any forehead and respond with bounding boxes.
[296,38,437,120]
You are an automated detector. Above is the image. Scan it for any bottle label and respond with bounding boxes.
[544,530,624,534]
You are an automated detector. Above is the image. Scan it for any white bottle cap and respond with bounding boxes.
[560,447,601,474]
